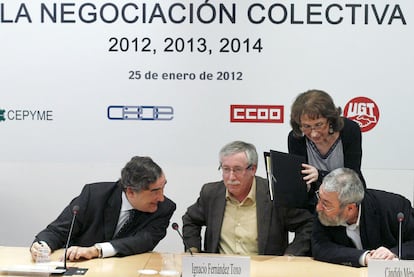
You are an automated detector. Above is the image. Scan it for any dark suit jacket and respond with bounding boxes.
[35,182,176,256]
[312,189,414,267]
[182,176,313,255]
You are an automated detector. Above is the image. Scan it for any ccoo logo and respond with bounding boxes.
[343,97,379,132]
[230,105,284,123]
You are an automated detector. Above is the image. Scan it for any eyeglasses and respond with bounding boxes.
[300,121,327,132]
[219,165,252,176]
[315,190,336,212]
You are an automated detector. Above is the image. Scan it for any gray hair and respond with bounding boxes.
[322,168,365,206]
[120,156,163,191]
[219,141,258,167]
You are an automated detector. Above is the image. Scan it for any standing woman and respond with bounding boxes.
[288,89,366,211]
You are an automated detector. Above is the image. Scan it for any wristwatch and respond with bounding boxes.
[94,243,103,258]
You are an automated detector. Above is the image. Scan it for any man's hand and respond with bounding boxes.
[366,246,398,264]
[30,242,51,262]
[63,246,100,261]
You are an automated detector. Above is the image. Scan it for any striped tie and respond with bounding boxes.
[114,209,140,239]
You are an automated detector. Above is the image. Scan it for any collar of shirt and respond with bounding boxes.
[121,190,134,212]
[225,177,256,206]
[342,204,362,230]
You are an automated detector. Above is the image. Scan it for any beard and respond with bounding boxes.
[317,209,347,226]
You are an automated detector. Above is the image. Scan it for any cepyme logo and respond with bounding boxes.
[0,109,5,122]
[344,97,379,132]
[0,108,53,123]
[230,105,284,123]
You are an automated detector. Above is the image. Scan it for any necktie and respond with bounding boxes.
[114,209,140,239]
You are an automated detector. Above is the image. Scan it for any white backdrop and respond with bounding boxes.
[1,0,413,253]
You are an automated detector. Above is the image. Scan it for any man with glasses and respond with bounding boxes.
[312,167,414,267]
[182,141,313,255]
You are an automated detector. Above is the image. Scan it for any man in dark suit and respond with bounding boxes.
[30,156,176,261]
[312,167,414,267]
[182,141,313,255]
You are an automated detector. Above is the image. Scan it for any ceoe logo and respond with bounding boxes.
[107,105,174,120]
[230,105,284,123]
[343,97,379,132]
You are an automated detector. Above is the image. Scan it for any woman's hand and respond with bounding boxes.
[301,163,319,191]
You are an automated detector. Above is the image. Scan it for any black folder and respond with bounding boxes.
[265,150,308,208]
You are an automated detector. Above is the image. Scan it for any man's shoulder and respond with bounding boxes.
[198,180,226,196]
[202,180,224,188]
[363,189,411,218]
[365,189,407,204]
[80,181,120,196]
[84,181,118,190]
[366,188,403,199]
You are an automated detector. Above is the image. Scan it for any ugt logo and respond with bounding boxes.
[344,97,379,132]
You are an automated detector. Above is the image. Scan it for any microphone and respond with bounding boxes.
[58,205,80,272]
[397,212,404,259]
[171,222,193,256]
